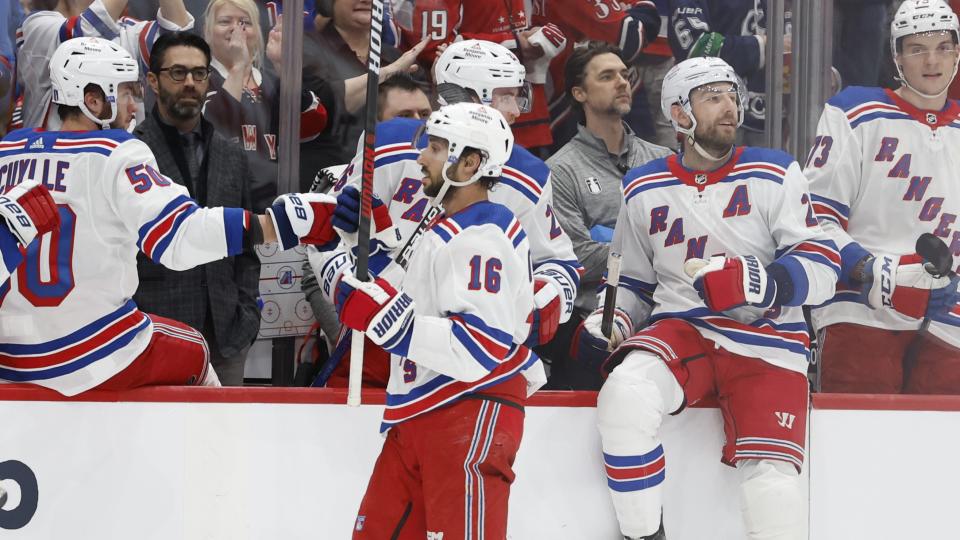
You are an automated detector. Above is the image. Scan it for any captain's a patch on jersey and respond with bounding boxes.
[584,177,601,194]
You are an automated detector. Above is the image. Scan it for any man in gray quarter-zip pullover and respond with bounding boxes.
[543,41,673,389]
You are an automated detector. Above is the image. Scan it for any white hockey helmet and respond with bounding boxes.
[415,103,514,194]
[660,56,745,137]
[434,39,531,113]
[889,0,960,99]
[50,37,139,129]
[891,0,960,54]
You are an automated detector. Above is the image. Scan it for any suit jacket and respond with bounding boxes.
[132,106,261,357]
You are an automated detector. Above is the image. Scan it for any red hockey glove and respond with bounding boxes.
[0,180,59,247]
[689,256,777,313]
[335,273,415,356]
[267,192,339,251]
[525,278,562,346]
[862,253,955,319]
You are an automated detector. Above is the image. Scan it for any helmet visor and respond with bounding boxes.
[491,81,533,114]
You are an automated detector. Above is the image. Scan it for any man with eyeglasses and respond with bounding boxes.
[804,0,960,395]
[131,31,261,386]
[0,36,338,395]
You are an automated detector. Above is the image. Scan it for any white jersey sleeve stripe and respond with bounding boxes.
[137,195,199,262]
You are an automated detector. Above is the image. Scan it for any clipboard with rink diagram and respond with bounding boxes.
[255,242,315,338]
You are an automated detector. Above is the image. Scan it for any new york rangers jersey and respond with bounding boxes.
[16,0,192,129]
[0,129,249,395]
[805,86,960,348]
[0,225,22,287]
[612,147,839,374]
[376,201,539,432]
[335,118,582,321]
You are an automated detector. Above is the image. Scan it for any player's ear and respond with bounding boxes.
[83,89,104,117]
[462,151,482,177]
[671,103,693,130]
[146,72,160,95]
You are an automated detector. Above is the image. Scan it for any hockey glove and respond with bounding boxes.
[525,278,563,347]
[927,275,960,321]
[336,273,415,355]
[689,32,725,58]
[569,307,632,367]
[0,181,59,247]
[332,185,401,250]
[267,192,338,251]
[523,23,567,84]
[861,253,956,319]
[690,256,777,313]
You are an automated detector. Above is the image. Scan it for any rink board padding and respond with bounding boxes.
[0,387,957,539]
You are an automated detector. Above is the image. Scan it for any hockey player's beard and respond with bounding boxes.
[694,120,736,157]
[423,170,443,198]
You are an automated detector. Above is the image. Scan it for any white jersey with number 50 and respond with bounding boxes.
[0,128,248,396]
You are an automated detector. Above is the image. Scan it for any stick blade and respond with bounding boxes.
[916,232,953,277]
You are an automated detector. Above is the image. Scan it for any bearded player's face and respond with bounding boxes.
[690,82,739,155]
[416,136,449,198]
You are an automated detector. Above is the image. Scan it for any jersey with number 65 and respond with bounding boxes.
[0,128,249,396]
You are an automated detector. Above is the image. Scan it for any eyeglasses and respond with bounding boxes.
[157,66,212,82]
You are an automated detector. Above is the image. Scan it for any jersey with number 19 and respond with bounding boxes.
[0,128,249,396]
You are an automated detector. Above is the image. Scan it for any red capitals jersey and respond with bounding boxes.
[532,0,658,104]
[397,0,527,66]
[521,1,659,150]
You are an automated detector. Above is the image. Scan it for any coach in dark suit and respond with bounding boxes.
[134,31,260,385]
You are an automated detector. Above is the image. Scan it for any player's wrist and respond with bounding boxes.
[839,243,873,285]
[763,262,793,308]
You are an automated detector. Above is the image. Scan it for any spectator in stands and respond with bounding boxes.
[202,3,336,210]
[0,0,23,135]
[134,32,261,386]
[377,72,432,121]
[834,0,893,88]
[16,0,193,129]
[299,0,425,188]
[544,41,672,390]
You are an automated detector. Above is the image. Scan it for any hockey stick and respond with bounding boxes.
[347,0,386,408]
[600,251,623,342]
[902,233,955,389]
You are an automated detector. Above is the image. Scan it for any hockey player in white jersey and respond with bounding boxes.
[0,182,59,285]
[805,0,960,394]
[333,103,540,539]
[309,39,582,387]
[572,57,840,539]
[17,0,194,129]
[0,37,337,396]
